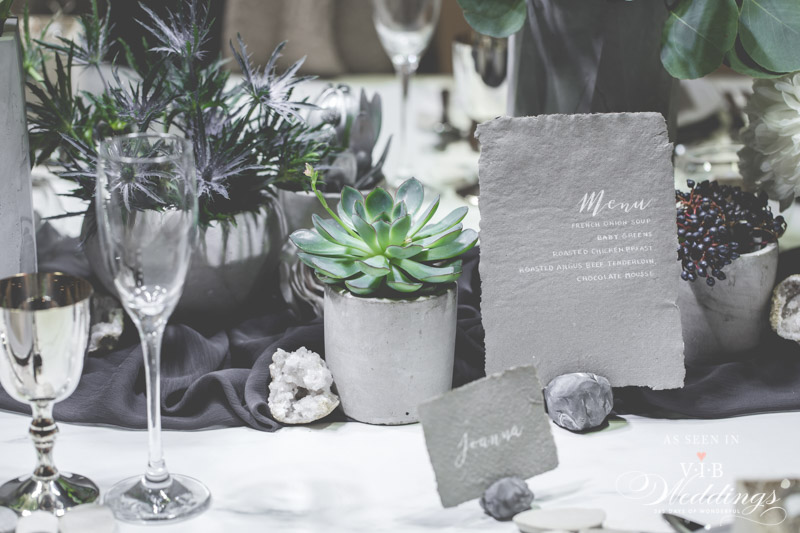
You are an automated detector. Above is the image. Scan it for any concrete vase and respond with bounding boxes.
[323,285,458,425]
[679,242,779,362]
[84,198,284,316]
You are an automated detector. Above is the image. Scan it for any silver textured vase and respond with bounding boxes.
[323,285,458,425]
[279,187,357,320]
[84,198,284,316]
[278,187,344,235]
[177,200,284,315]
[0,18,37,279]
[679,242,779,362]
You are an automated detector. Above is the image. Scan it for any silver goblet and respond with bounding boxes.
[0,272,99,516]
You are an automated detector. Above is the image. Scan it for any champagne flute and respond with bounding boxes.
[0,272,99,516]
[372,0,441,186]
[95,133,210,524]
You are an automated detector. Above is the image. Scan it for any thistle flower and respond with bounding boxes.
[230,37,315,122]
[46,0,113,67]
[137,0,211,62]
[107,65,170,132]
[192,111,261,200]
[25,0,330,228]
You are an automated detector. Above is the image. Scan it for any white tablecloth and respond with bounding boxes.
[1,409,798,532]
[18,73,800,533]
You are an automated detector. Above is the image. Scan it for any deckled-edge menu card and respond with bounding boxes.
[477,113,685,389]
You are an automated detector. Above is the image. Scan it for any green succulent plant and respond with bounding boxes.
[290,165,479,297]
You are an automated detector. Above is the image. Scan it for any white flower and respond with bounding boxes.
[739,72,800,211]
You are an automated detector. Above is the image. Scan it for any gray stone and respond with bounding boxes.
[268,347,339,424]
[771,275,800,342]
[479,476,534,521]
[544,373,613,431]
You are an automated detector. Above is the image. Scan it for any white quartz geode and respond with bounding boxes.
[268,347,339,424]
[771,275,800,342]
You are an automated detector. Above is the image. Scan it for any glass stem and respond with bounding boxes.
[395,60,417,184]
[30,401,58,482]
[137,318,170,488]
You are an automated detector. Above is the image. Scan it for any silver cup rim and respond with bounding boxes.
[0,272,94,310]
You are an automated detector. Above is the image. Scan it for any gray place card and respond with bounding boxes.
[477,113,684,390]
[418,365,558,508]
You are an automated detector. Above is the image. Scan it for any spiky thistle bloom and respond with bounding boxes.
[230,37,315,122]
[137,0,210,63]
[26,0,331,228]
[107,65,170,132]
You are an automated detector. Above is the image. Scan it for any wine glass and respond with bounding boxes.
[372,0,441,186]
[0,272,99,516]
[95,133,210,524]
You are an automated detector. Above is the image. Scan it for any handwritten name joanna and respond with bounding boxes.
[454,425,524,468]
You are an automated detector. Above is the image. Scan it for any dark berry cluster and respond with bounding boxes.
[677,180,787,287]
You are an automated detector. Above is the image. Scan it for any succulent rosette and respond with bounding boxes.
[290,166,478,297]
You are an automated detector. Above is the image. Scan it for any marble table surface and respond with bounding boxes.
[1,409,798,533]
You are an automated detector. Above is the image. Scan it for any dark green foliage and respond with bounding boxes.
[25,0,329,228]
[456,0,798,80]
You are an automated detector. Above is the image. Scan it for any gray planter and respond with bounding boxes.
[84,198,284,316]
[679,243,779,362]
[278,187,344,235]
[324,284,458,425]
[0,18,37,279]
[509,0,677,134]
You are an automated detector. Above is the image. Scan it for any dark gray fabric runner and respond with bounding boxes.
[615,248,800,418]
[1,224,799,429]
[0,225,484,431]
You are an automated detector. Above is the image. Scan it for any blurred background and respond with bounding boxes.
[8,0,775,243]
[10,0,473,75]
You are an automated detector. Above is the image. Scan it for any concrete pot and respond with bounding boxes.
[84,198,284,316]
[679,242,779,362]
[0,18,37,279]
[278,188,342,235]
[323,285,458,425]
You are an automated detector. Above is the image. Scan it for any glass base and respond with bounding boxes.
[0,472,100,516]
[104,474,210,524]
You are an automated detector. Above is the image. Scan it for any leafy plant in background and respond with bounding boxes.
[455,0,800,79]
[676,180,786,287]
[25,0,329,227]
[0,0,12,33]
[0,0,11,23]
[291,165,478,297]
[20,3,56,82]
[306,86,391,193]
